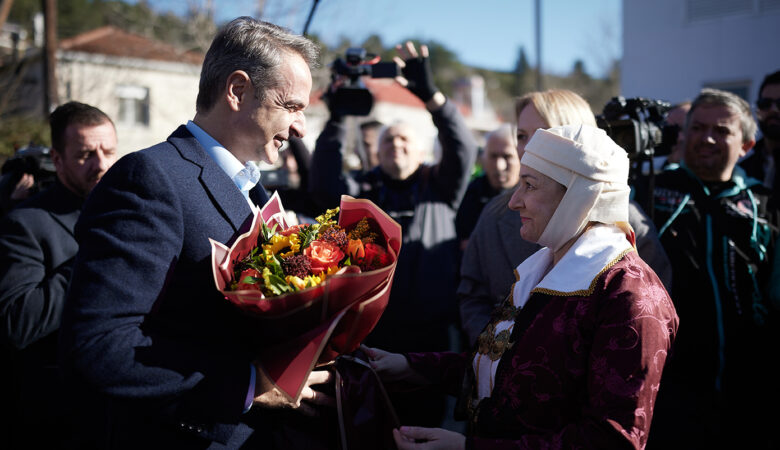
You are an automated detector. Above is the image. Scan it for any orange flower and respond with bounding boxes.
[304,240,345,274]
[347,239,365,260]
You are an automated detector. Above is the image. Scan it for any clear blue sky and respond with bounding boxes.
[142,0,622,77]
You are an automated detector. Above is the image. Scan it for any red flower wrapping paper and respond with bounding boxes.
[210,193,402,400]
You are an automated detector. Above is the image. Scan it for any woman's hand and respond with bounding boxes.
[361,345,415,382]
[393,426,466,450]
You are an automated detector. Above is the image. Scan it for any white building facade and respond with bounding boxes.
[622,0,780,104]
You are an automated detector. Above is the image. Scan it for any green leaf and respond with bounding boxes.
[265,273,293,296]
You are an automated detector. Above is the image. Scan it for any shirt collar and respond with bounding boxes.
[185,120,261,194]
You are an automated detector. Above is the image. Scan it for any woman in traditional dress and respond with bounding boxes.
[367,124,679,449]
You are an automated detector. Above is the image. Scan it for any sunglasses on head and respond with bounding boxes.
[756,97,780,111]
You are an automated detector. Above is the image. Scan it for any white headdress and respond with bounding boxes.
[520,124,631,251]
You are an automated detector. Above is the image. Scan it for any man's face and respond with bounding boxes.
[361,126,380,168]
[683,104,753,182]
[51,121,118,198]
[757,83,780,141]
[243,53,312,164]
[483,133,520,190]
[378,124,421,180]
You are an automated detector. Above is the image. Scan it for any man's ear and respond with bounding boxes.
[225,70,251,112]
[740,138,756,158]
[50,148,63,173]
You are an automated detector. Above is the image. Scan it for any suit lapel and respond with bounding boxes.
[168,126,253,233]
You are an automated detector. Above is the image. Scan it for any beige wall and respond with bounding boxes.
[57,52,200,157]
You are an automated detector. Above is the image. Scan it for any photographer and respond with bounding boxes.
[309,41,478,427]
[0,102,118,448]
[0,147,57,217]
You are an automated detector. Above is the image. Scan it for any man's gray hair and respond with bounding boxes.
[687,88,757,144]
[196,17,320,113]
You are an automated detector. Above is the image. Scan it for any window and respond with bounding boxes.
[116,85,150,126]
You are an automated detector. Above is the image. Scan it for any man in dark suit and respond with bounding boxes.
[0,101,118,449]
[58,18,331,449]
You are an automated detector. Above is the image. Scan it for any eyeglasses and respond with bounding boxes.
[756,97,780,111]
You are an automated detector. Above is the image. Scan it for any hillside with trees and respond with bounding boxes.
[1,0,620,156]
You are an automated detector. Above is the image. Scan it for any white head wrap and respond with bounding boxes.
[520,124,631,252]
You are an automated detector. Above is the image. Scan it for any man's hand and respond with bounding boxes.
[394,41,445,111]
[10,173,35,201]
[393,426,466,450]
[253,366,334,416]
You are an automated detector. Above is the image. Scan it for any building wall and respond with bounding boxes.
[622,0,780,105]
[57,52,200,156]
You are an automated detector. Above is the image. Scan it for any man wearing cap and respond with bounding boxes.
[368,124,678,450]
[647,88,778,449]
[0,101,118,448]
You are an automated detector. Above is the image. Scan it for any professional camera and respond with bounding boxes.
[324,48,400,117]
[596,96,676,160]
[596,97,681,219]
[0,144,57,213]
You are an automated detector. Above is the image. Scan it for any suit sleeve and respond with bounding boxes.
[0,211,72,350]
[59,153,250,442]
[428,100,478,209]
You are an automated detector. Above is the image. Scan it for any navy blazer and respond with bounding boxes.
[59,126,277,447]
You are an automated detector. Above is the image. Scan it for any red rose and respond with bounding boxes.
[304,240,345,274]
[237,268,262,291]
[363,243,391,268]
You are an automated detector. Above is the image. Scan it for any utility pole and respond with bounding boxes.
[535,0,542,91]
[0,0,15,33]
[42,0,58,116]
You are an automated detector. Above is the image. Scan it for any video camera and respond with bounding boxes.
[596,97,679,219]
[596,96,677,161]
[325,48,400,117]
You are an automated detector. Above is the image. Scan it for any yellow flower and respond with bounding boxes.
[280,233,300,258]
[262,234,290,255]
[285,273,330,290]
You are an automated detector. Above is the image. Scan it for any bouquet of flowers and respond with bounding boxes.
[210,193,401,400]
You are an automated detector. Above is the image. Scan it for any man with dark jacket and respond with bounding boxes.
[58,18,333,449]
[310,41,478,427]
[647,88,778,449]
[739,69,780,214]
[0,101,118,449]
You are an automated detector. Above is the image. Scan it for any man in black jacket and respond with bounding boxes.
[0,101,118,449]
[647,88,778,449]
[310,41,478,427]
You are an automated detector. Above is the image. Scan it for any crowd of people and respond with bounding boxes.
[0,15,777,450]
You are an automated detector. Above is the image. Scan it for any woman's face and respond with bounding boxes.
[515,104,548,161]
[508,165,566,243]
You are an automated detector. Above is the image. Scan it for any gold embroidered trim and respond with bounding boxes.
[530,248,634,297]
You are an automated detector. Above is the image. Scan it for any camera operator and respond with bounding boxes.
[0,101,118,448]
[309,41,478,428]
[646,88,778,449]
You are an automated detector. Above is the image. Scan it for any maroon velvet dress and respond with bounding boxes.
[407,229,679,449]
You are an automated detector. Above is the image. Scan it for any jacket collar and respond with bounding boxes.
[46,180,84,237]
[167,125,254,233]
